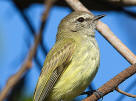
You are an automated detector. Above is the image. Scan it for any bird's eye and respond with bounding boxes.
[77,17,84,22]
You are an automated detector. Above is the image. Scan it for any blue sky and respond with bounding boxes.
[0,1,136,101]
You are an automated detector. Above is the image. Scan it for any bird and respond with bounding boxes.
[33,11,105,101]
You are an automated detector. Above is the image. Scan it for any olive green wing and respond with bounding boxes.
[33,39,76,101]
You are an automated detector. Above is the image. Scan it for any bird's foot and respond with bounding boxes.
[80,90,95,97]
[81,90,103,98]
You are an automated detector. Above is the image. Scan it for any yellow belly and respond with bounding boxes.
[47,40,100,101]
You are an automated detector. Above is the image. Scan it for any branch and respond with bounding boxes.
[12,0,48,68]
[0,0,55,100]
[11,0,136,11]
[83,64,136,101]
[0,32,39,101]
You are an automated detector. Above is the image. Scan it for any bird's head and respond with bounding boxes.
[57,11,105,39]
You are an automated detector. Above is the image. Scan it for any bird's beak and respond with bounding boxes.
[92,14,105,21]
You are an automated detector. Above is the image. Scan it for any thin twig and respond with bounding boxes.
[65,0,136,64]
[83,64,136,101]
[116,87,136,98]
[116,79,136,101]
[0,0,56,100]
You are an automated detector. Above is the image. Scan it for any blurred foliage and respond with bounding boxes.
[7,74,33,101]
[13,0,135,11]
[7,76,26,101]
[20,96,33,101]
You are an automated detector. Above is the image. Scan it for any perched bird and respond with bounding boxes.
[33,11,104,101]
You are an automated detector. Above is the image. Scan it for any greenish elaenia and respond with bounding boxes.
[33,11,105,101]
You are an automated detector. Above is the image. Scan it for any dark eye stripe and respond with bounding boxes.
[77,17,84,22]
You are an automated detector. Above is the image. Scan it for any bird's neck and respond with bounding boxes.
[56,30,95,41]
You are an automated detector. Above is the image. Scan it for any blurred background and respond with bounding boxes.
[0,0,136,101]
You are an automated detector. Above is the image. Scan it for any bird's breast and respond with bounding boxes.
[48,39,100,101]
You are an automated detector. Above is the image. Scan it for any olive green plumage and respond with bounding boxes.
[33,11,104,101]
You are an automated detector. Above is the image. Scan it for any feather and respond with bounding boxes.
[33,39,76,101]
